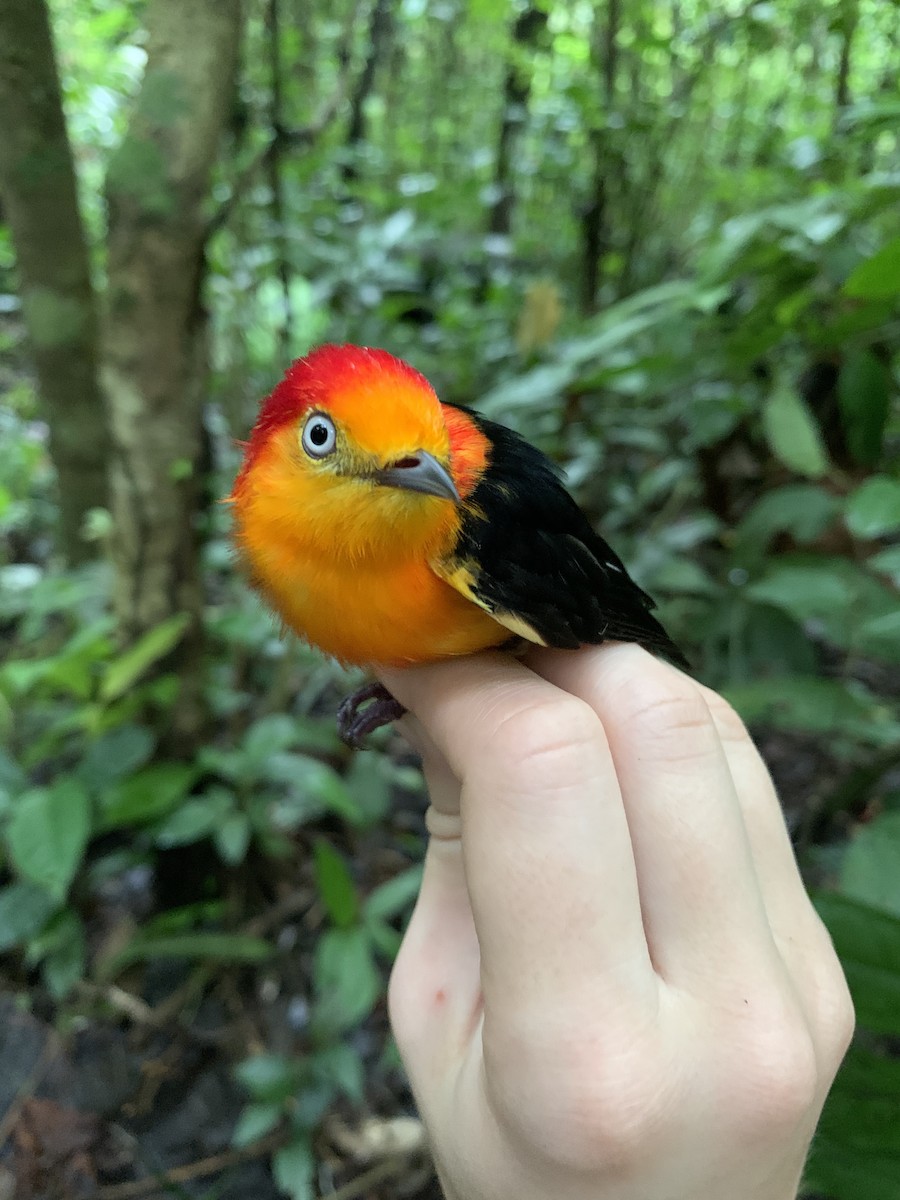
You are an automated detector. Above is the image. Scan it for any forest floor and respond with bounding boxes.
[0,751,437,1200]
[0,717,864,1200]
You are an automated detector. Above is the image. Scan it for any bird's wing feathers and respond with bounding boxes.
[433,406,688,667]
[436,557,552,646]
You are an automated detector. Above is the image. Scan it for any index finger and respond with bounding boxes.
[379,654,655,1020]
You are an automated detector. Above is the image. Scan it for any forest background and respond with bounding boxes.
[0,0,898,1197]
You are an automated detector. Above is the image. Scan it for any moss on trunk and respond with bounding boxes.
[0,0,108,563]
[103,0,243,754]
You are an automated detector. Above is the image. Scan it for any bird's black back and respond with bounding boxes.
[445,404,688,668]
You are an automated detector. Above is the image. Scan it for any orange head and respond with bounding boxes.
[230,344,462,568]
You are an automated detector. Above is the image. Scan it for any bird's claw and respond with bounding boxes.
[337,682,407,748]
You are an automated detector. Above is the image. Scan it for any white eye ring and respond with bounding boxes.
[301,412,337,459]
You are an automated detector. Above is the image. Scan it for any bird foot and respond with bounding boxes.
[337,682,407,748]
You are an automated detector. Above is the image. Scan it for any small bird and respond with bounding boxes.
[230,344,686,745]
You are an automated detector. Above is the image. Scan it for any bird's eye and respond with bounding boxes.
[301,413,337,459]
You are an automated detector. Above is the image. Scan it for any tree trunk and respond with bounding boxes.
[486,5,548,241]
[833,0,858,121]
[102,0,242,754]
[0,0,108,564]
[266,0,292,359]
[342,0,395,185]
[580,0,620,315]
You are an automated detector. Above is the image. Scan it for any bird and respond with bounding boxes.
[229,343,686,746]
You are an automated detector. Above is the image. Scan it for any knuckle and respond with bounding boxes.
[488,696,600,782]
[615,667,714,746]
[490,1027,674,1173]
[820,973,856,1067]
[806,916,856,1064]
[701,689,751,744]
[733,1010,820,1134]
[553,1057,673,1171]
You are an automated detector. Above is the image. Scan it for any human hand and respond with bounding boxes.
[379,645,853,1200]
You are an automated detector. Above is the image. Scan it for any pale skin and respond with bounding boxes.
[379,644,855,1200]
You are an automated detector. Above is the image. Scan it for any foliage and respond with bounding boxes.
[807,820,900,1200]
[1,0,899,1196]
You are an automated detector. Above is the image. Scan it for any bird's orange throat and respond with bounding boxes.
[231,426,506,666]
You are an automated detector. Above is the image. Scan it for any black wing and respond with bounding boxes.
[436,406,688,668]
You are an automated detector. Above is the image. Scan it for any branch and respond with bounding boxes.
[207,0,363,237]
[324,1154,417,1200]
[671,0,768,107]
[96,1130,286,1199]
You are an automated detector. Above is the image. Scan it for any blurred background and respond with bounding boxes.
[0,0,898,1196]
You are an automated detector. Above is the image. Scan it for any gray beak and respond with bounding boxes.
[373,450,459,502]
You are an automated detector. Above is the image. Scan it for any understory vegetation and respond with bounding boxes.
[0,0,898,1196]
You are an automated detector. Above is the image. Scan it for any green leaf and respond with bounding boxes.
[0,749,27,809]
[870,545,900,586]
[744,555,900,661]
[747,563,853,624]
[290,1082,333,1133]
[478,362,575,420]
[215,812,251,864]
[735,484,839,550]
[0,881,59,952]
[232,1102,282,1147]
[859,610,900,656]
[265,756,362,827]
[103,932,272,978]
[273,1136,315,1200]
[99,764,198,831]
[313,1042,364,1103]
[762,385,829,478]
[808,1043,900,1200]
[313,927,380,1032]
[841,813,900,919]
[366,918,402,959]
[101,613,191,701]
[235,1054,300,1103]
[838,351,891,467]
[846,476,900,539]
[7,782,91,903]
[29,910,86,998]
[364,865,423,922]
[313,840,359,929]
[735,604,819,677]
[723,677,896,743]
[243,714,301,765]
[0,659,54,696]
[815,893,900,1035]
[647,559,720,597]
[154,788,233,847]
[77,726,156,793]
[843,235,900,299]
[341,751,394,826]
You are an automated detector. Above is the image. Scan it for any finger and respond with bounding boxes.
[696,687,814,934]
[396,713,461,817]
[380,655,656,1017]
[698,687,855,1065]
[389,815,482,1080]
[527,644,777,989]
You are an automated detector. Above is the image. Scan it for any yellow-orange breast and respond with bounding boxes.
[231,421,508,667]
[246,535,508,666]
